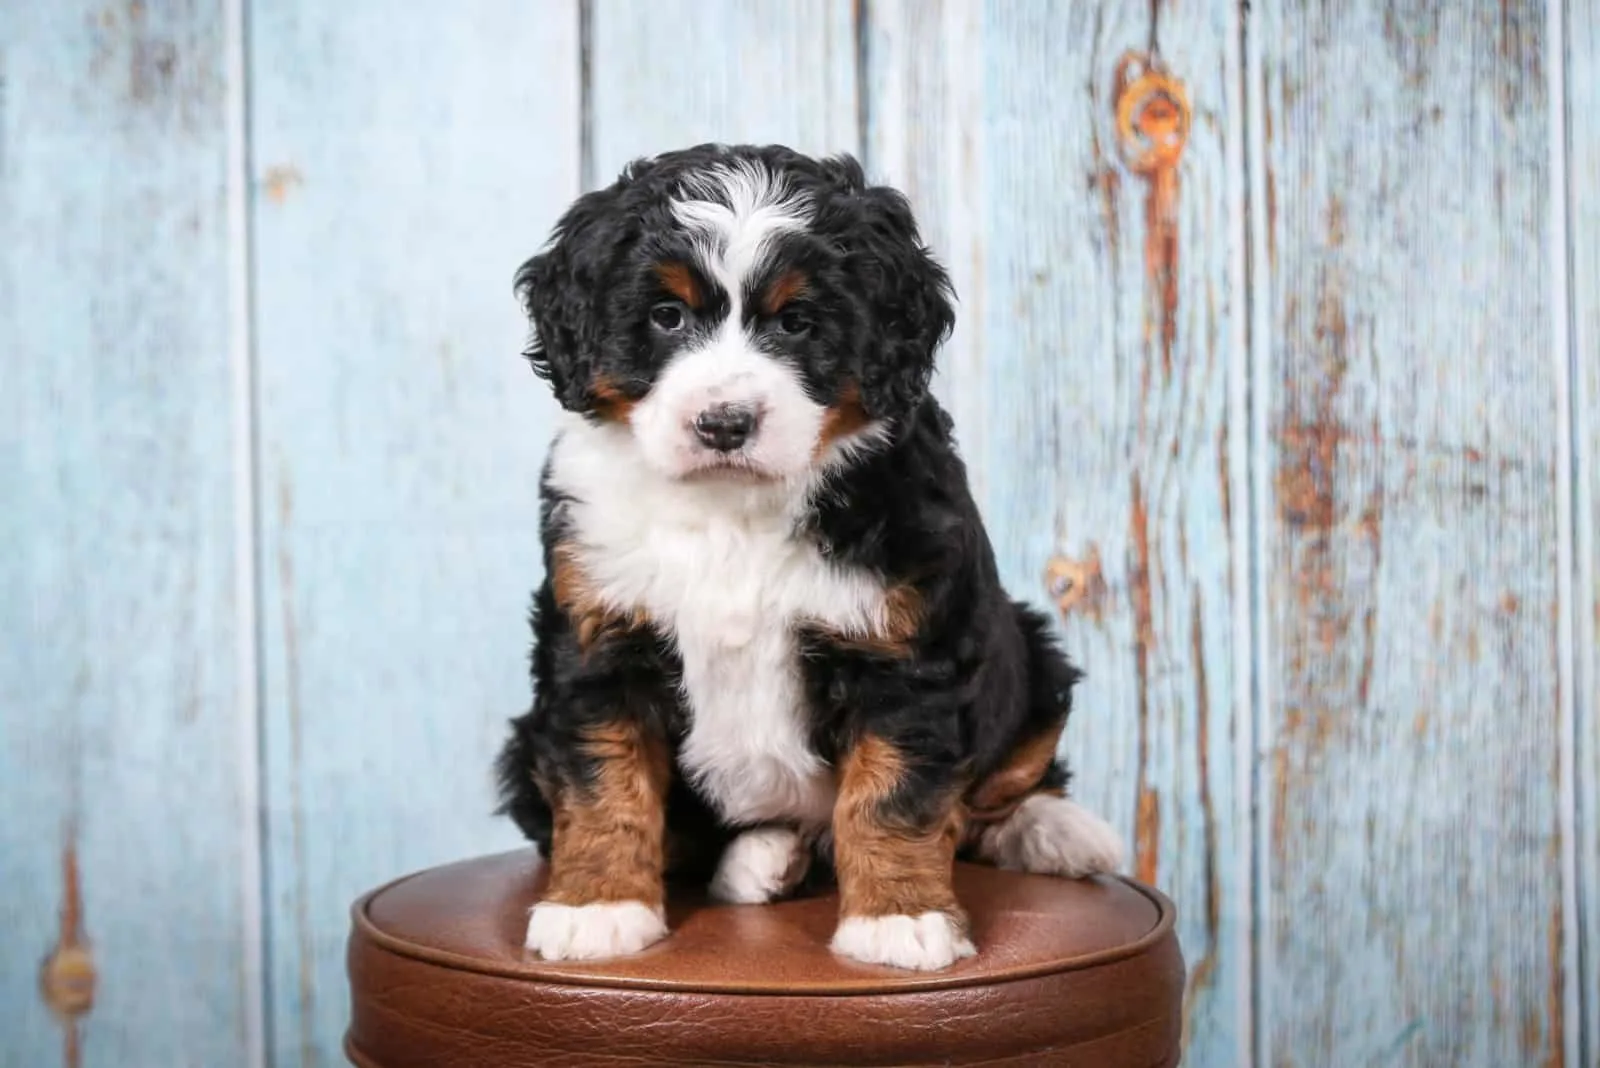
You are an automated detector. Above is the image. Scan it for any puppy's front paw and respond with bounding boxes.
[829,912,977,971]
[524,900,667,961]
[709,826,808,904]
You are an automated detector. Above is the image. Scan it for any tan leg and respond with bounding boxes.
[828,735,975,971]
[525,721,672,960]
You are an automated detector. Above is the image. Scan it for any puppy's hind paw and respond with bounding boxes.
[524,900,667,961]
[978,794,1126,878]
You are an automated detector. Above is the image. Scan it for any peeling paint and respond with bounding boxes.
[1181,592,1222,1047]
[1218,421,1233,548]
[1114,53,1188,383]
[1544,906,1564,1067]
[262,165,304,205]
[39,833,94,1068]
[1044,546,1108,622]
[86,0,214,123]
[1128,471,1159,884]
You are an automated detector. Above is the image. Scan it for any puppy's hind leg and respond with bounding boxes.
[975,791,1125,878]
[970,604,1124,878]
[708,825,812,904]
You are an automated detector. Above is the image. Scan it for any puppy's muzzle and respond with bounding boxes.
[693,403,758,452]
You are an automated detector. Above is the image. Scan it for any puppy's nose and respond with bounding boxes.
[693,403,757,452]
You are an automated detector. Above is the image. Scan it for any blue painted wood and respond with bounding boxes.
[588,0,859,185]
[246,4,579,1063]
[861,0,991,506]
[868,4,1250,1064]
[1566,0,1599,1061]
[1250,3,1569,1064]
[4,7,1595,1068]
[0,2,257,1065]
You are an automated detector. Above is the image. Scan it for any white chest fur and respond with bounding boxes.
[547,419,892,827]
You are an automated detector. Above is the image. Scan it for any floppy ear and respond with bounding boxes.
[513,183,635,411]
[845,184,956,423]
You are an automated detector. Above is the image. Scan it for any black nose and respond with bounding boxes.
[693,404,757,452]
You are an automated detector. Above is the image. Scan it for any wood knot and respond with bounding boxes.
[1045,547,1107,622]
[41,838,96,1027]
[40,943,96,1022]
[1114,54,1189,176]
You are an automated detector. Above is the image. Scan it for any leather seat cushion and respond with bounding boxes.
[345,850,1185,1067]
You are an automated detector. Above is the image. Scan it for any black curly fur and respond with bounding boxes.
[513,145,954,426]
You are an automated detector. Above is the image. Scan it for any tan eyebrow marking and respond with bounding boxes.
[760,269,809,315]
[654,261,704,309]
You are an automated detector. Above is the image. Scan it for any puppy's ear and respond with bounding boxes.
[514,183,635,411]
[846,185,955,423]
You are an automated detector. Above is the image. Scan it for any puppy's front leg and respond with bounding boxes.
[828,735,975,971]
[525,720,671,961]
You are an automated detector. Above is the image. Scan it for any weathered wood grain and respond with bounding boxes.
[1565,0,1599,1061]
[247,3,578,1062]
[868,3,1249,1063]
[0,2,256,1065]
[588,0,858,186]
[1250,3,1569,1064]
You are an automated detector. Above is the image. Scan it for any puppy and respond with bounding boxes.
[496,144,1124,972]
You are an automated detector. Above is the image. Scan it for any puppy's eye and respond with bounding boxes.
[650,302,688,332]
[776,309,812,337]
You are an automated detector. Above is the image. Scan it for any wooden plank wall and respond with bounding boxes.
[1250,3,1572,1065]
[0,2,259,1066]
[246,3,578,1061]
[2,2,1594,1066]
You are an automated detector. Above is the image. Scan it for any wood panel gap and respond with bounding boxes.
[1239,1,1274,1065]
[854,0,872,169]
[226,0,268,1065]
[1548,0,1584,1065]
[1225,2,1261,1067]
[1555,0,1597,1063]
[579,0,595,190]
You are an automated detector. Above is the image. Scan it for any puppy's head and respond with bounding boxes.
[514,144,954,482]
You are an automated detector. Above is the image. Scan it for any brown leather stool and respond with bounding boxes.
[345,850,1184,1067]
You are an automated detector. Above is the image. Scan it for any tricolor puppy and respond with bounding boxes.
[496,143,1123,971]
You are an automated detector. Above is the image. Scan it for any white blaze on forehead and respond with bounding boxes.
[670,160,811,299]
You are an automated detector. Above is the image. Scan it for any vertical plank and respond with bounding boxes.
[1565,0,1599,1060]
[588,0,858,185]
[0,2,256,1066]
[867,3,1249,1064]
[1250,4,1568,1064]
[861,0,990,504]
[247,4,579,1062]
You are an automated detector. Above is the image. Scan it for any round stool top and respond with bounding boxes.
[346,850,1185,1067]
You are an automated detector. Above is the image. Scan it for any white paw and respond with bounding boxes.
[830,912,977,971]
[523,900,667,961]
[708,826,806,904]
[978,794,1125,877]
